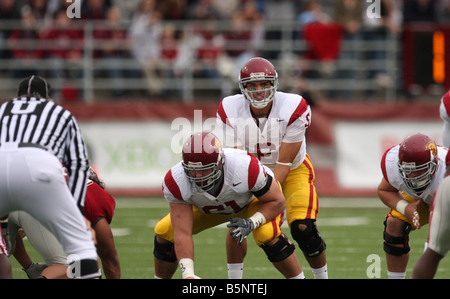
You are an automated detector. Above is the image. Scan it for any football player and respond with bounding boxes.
[8,167,120,279]
[153,132,304,279]
[216,57,327,279]
[0,217,11,278]
[439,89,450,147]
[378,133,448,279]
[412,150,450,279]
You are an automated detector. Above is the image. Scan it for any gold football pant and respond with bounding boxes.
[387,192,429,229]
[283,154,319,226]
[155,197,284,246]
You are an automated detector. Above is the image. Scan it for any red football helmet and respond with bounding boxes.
[397,133,438,194]
[182,132,224,191]
[239,57,279,109]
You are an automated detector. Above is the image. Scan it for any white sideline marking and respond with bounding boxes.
[111,228,131,236]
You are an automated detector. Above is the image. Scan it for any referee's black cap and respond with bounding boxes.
[17,75,51,98]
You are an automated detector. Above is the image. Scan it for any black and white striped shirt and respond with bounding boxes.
[0,96,89,209]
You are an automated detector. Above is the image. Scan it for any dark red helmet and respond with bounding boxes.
[239,57,278,109]
[182,132,224,191]
[398,133,438,194]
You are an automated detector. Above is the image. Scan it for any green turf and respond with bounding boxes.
[9,197,450,279]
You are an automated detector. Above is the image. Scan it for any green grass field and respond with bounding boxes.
[9,197,450,279]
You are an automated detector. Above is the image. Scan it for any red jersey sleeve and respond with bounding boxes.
[83,181,116,225]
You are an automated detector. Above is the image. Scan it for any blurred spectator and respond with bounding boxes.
[93,6,133,98]
[187,0,223,20]
[129,10,164,97]
[334,0,363,36]
[82,0,112,20]
[159,0,188,20]
[403,0,437,24]
[0,0,22,61]
[297,0,331,26]
[8,6,43,78]
[261,0,297,59]
[362,0,402,97]
[209,0,239,19]
[222,11,256,76]
[333,0,363,98]
[40,9,84,101]
[241,0,265,52]
[46,0,76,15]
[0,0,21,21]
[130,0,157,25]
[159,23,184,97]
[111,0,142,19]
[192,20,223,85]
[438,0,450,23]
[28,0,53,30]
[299,1,341,80]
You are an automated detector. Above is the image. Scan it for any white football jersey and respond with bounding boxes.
[381,144,448,204]
[439,90,450,147]
[216,92,311,170]
[162,148,274,215]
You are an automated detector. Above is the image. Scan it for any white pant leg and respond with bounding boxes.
[429,177,450,257]
[0,147,97,261]
[9,211,68,265]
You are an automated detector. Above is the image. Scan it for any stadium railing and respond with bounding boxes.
[0,19,400,103]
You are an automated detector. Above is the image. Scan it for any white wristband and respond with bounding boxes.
[179,258,195,279]
[249,212,266,228]
[395,199,408,215]
[276,161,292,167]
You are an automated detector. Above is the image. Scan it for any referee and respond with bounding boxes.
[0,75,99,278]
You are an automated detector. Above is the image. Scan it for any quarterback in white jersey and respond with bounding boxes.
[216,57,327,279]
[378,133,448,279]
[153,132,303,279]
[217,91,309,170]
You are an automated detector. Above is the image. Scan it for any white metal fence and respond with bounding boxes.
[0,19,400,103]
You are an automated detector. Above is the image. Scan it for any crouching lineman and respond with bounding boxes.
[377,133,448,279]
[153,132,304,279]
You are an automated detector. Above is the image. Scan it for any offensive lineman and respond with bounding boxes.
[0,75,99,278]
[153,132,304,279]
[378,133,448,279]
[216,57,327,278]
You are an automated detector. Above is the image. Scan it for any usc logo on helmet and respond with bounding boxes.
[427,142,437,158]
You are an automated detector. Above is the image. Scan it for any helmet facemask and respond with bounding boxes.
[182,157,223,192]
[398,160,437,195]
[239,74,278,109]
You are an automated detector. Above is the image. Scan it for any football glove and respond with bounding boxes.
[227,218,255,245]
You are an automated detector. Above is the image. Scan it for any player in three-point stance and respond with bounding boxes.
[153,132,304,279]
[378,133,448,279]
